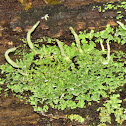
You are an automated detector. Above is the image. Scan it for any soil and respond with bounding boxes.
[0,0,126,126]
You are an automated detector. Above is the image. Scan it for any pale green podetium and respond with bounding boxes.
[27,14,49,54]
[4,47,20,68]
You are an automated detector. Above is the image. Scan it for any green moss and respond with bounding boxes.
[92,0,126,20]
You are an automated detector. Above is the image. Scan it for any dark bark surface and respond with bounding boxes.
[10,2,119,39]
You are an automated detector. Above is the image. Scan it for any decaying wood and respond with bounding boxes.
[10,2,124,40]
